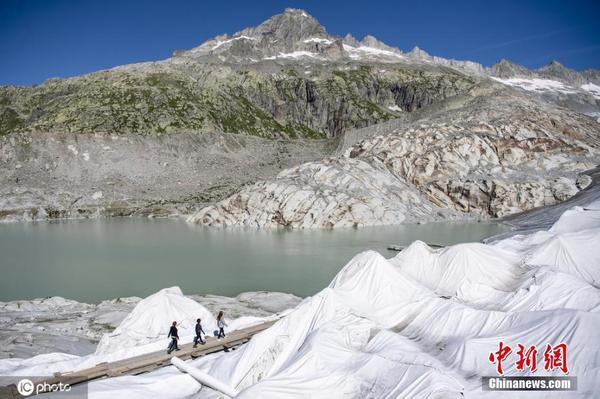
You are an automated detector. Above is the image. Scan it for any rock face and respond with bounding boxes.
[189,85,600,228]
[1,65,474,139]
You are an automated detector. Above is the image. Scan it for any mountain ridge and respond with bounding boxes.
[0,8,488,138]
[2,8,597,139]
[1,8,597,89]
[171,8,597,82]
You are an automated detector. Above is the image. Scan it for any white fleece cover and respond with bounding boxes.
[1,205,599,398]
[95,287,218,355]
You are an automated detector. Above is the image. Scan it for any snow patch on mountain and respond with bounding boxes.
[211,35,257,50]
[264,51,320,60]
[303,37,332,45]
[491,77,577,94]
[581,83,600,99]
[342,44,404,60]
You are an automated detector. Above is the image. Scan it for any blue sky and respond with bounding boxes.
[0,0,599,85]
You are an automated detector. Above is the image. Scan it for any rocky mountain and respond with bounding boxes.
[1,64,475,139]
[189,82,600,228]
[1,8,599,224]
[0,8,481,139]
[177,8,487,74]
[488,59,600,117]
[488,59,534,78]
[1,8,597,139]
[489,59,600,86]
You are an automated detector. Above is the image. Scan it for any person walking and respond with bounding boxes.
[167,321,180,354]
[217,311,227,339]
[193,318,206,348]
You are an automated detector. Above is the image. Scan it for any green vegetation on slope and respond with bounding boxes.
[0,64,476,138]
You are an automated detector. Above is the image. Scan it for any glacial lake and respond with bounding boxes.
[0,218,510,303]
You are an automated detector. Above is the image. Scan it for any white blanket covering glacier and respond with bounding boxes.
[94,287,219,355]
[1,205,599,398]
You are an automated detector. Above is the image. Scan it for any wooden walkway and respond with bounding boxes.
[2,320,275,397]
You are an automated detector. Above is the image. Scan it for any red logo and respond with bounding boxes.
[516,344,538,372]
[543,343,569,374]
[489,341,512,374]
[489,342,568,375]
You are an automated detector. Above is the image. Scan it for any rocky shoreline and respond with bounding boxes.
[0,291,301,359]
[0,131,334,223]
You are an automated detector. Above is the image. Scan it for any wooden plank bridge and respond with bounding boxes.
[1,320,276,397]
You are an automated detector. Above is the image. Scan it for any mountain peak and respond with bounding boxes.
[251,8,325,35]
[540,60,576,73]
[235,8,327,50]
[538,59,568,72]
[360,35,400,53]
[282,8,311,17]
[548,59,564,67]
[537,59,583,85]
[496,58,517,66]
[407,46,430,60]
[361,35,382,47]
[343,33,360,47]
[489,59,531,78]
[180,10,483,74]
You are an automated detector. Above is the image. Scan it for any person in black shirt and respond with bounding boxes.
[217,311,227,339]
[167,321,180,354]
[193,318,206,348]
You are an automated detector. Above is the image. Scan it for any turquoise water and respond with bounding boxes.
[0,218,509,303]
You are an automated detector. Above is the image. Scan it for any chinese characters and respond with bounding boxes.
[489,342,568,375]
